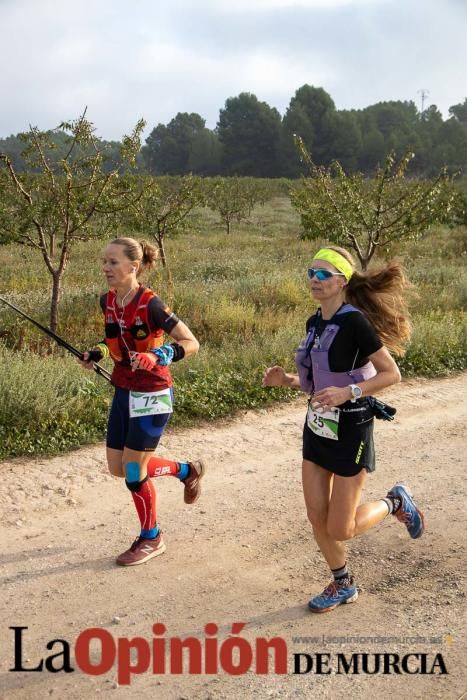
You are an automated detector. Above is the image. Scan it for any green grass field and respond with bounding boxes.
[0,196,466,458]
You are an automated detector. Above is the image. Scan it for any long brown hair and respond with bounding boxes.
[326,245,412,356]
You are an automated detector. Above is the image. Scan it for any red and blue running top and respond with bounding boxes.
[100,286,179,391]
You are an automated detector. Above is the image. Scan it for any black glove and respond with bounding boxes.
[85,342,109,363]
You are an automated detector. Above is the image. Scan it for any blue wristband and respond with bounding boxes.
[151,344,175,366]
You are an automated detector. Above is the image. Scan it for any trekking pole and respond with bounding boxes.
[0,295,112,383]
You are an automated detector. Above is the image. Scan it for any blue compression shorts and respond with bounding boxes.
[106,386,173,452]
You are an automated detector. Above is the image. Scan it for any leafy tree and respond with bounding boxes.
[0,111,145,331]
[142,123,170,174]
[291,137,453,270]
[432,118,467,172]
[141,112,210,175]
[414,105,444,175]
[373,101,418,138]
[0,135,27,171]
[187,128,222,175]
[449,98,467,125]
[282,85,336,175]
[280,102,312,177]
[355,101,421,172]
[327,111,362,172]
[217,93,282,176]
[359,128,386,172]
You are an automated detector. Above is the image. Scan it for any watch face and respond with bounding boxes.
[352,385,362,399]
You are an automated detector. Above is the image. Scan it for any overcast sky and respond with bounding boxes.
[1,0,465,141]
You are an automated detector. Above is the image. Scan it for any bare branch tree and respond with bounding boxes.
[291,137,454,270]
[122,174,205,285]
[0,111,145,331]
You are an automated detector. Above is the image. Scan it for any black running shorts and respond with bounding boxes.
[302,399,375,477]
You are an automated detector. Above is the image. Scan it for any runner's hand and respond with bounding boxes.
[312,386,352,410]
[79,351,95,371]
[130,351,158,372]
[262,366,287,387]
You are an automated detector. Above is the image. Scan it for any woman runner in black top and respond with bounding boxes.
[263,246,425,613]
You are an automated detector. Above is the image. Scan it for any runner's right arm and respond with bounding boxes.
[263,366,301,389]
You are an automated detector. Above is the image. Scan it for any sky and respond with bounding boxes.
[0,0,466,141]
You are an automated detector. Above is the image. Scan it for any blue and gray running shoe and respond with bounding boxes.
[308,577,358,614]
[387,483,425,539]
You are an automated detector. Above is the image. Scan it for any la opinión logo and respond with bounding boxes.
[9,624,449,686]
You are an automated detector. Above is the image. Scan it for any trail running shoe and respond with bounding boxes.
[308,577,358,613]
[387,482,425,539]
[116,533,166,566]
[182,460,206,504]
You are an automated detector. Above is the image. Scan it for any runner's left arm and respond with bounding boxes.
[147,296,199,365]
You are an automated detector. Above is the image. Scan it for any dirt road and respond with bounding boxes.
[1,375,466,699]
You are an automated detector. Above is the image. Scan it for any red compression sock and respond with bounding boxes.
[131,478,157,532]
[147,456,180,478]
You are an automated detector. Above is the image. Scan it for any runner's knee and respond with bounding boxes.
[306,506,328,532]
[124,461,147,492]
[327,520,356,541]
[108,461,125,477]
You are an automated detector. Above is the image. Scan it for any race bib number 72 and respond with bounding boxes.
[129,388,173,418]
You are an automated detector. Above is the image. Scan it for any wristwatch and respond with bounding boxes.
[349,384,363,403]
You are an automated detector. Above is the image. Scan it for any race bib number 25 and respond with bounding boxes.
[129,388,173,418]
[307,405,340,441]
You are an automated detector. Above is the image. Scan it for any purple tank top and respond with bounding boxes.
[295,304,376,394]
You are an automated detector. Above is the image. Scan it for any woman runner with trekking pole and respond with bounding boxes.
[80,237,205,567]
[263,246,424,613]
